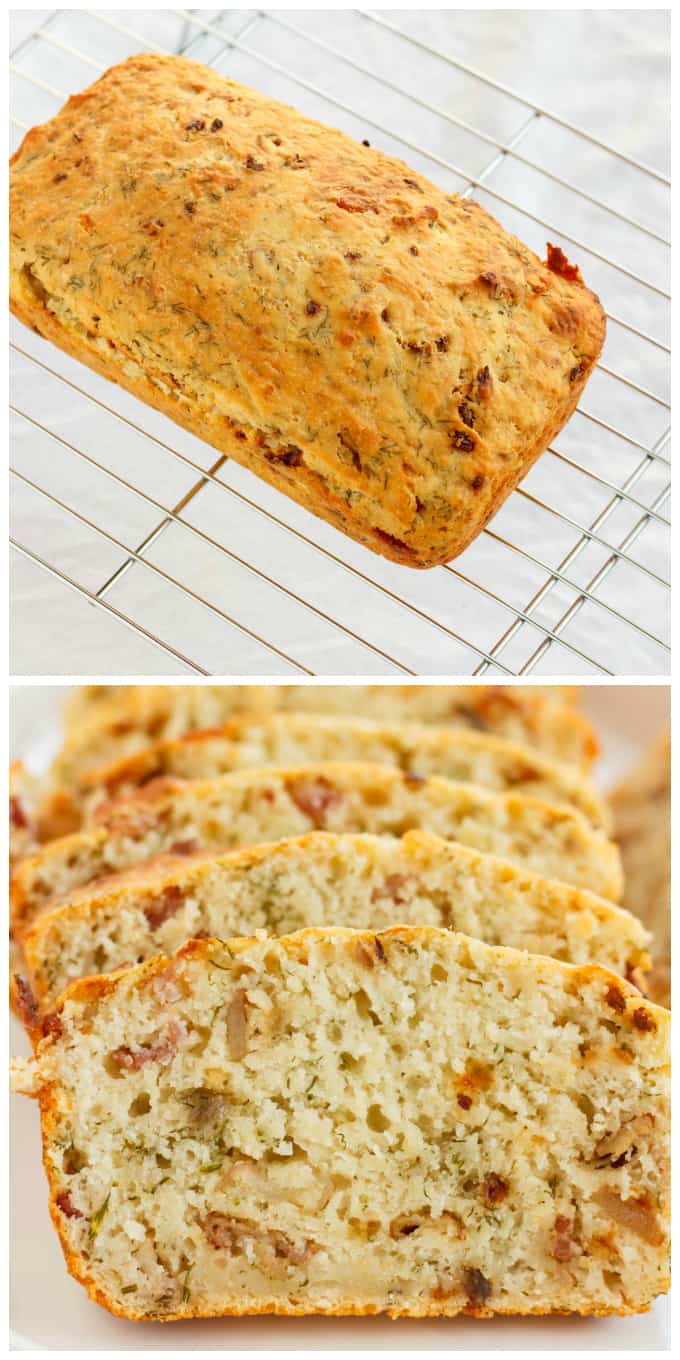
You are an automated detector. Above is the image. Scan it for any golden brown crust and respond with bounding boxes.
[10,54,605,567]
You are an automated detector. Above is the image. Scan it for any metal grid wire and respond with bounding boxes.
[10,9,670,676]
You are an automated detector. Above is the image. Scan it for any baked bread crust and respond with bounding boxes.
[13,928,669,1319]
[10,761,622,938]
[21,828,650,1009]
[10,54,606,567]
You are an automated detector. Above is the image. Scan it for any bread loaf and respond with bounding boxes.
[78,715,609,829]
[10,763,623,938]
[12,928,669,1319]
[9,54,606,566]
[21,829,649,1011]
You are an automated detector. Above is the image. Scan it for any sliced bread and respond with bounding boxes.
[11,763,623,938]
[611,733,670,1009]
[22,830,649,1011]
[12,927,669,1319]
[77,715,608,829]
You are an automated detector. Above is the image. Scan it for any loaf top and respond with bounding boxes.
[10,53,606,565]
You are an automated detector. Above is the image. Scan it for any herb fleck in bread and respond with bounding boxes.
[12,928,668,1319]
[21,830,649,1012]
[9,54,605,567]
[78,715,609,829]
[10,762,623,937]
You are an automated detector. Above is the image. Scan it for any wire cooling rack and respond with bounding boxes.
[10,9,670,677]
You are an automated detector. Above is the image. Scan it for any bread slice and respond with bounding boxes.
[64,681,582,724]
[15,686,597,864]
[611,734,670,1009]
[10,50,606,566]
[57,684,596,778]
[10,762,623,938]
[76,715,608,831]
[10,761,43,867]
[62,683,583,733]
[12,927,669,1320]
[21,830,649,1012]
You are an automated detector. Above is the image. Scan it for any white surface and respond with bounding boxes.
[9,683,670,1348]
[9,8,670,677]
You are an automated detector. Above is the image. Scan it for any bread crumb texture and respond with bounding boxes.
[16,929,668,1319]
[22,830,647,1009]
[10,55,605,565]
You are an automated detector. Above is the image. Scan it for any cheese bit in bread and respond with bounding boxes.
[12,928,668,1319]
